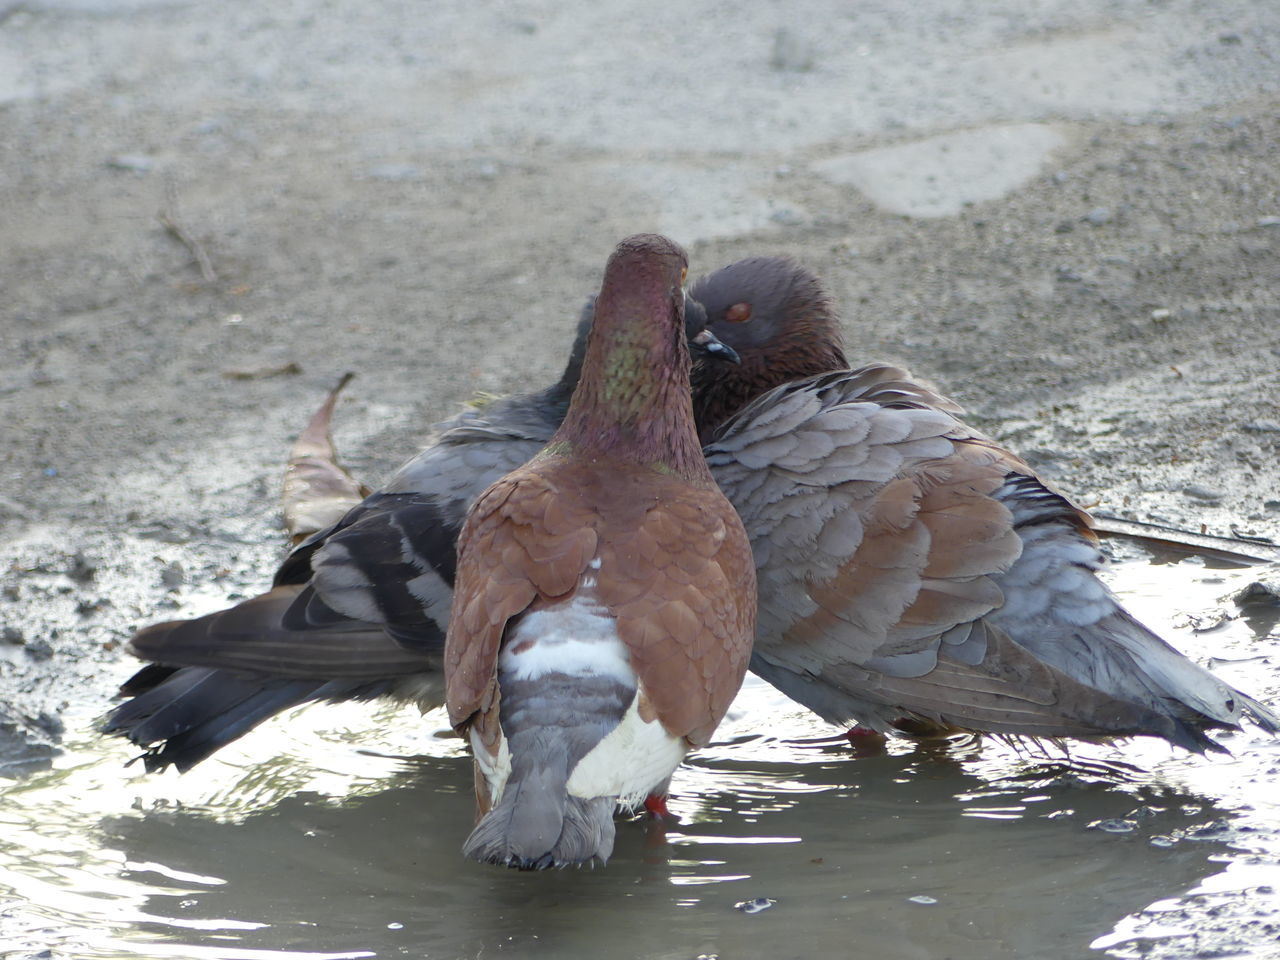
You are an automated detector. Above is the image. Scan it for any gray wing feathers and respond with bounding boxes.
[709,374,965,667]
[309,431,551,632]
[128,587,440,679]
[714,365,1279,748]
[382,399,556,497]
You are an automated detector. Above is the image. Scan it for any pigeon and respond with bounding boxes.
[445,233,755,869]
[688,255,1280,751]
[108,253,1277,771]
[104,281,733,772]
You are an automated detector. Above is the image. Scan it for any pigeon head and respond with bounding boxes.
[689,256,848,442]
[552,234,709,479]
[553,289,736,407]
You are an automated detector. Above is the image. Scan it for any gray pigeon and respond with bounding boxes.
[689,256,1280,751]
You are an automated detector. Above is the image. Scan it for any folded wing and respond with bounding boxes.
[708,364,1280,749]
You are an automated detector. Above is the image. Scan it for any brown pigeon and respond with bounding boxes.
[689,256,1280,750]
[444,234,755,869]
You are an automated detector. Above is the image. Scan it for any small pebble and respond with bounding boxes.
[160,561,186,590]
[1242,420,1280,433]
[734,897,776,914]
[1083,206,1112,226]
[770,28,814,72]
[1149,836,1177,848]
[107,153,156,172]
[1183,820,1232,840]
[1257,216,1280,228]
[1150,308,1171,321]
[908,895,938,905]
[66,552,96,583]
[1183,484,1225,502]
[1087,818,1137,833]
[1233,581,1280,607]
[23,638,54,661]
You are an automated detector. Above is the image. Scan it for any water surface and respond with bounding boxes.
[2,544,1277,959]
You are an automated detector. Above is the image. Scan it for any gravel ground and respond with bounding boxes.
[1,0,1278,954]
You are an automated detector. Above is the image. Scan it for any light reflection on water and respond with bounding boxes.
[1,546,1277,960]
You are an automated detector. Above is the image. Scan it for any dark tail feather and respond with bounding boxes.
[462,761,615,870]
[103,666,324,772]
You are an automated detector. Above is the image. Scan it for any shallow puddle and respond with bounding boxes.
[1,544,1278,960]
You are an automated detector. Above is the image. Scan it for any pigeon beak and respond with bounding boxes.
[691,328,741,365]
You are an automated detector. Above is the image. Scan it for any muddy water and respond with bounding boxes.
[1,548,1278,960]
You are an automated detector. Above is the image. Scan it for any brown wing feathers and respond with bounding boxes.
[599,480,752,746]
[445,471,593,731]
[445,458,754,747]
[444,233,756,826]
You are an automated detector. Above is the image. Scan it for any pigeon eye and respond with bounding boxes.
[725,303,752,323]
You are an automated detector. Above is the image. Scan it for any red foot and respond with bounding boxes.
[643,793,671,819]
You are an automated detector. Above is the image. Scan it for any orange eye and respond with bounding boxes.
[726,302,752,323]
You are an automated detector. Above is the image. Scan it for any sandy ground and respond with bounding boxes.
[1,0,1279,953]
